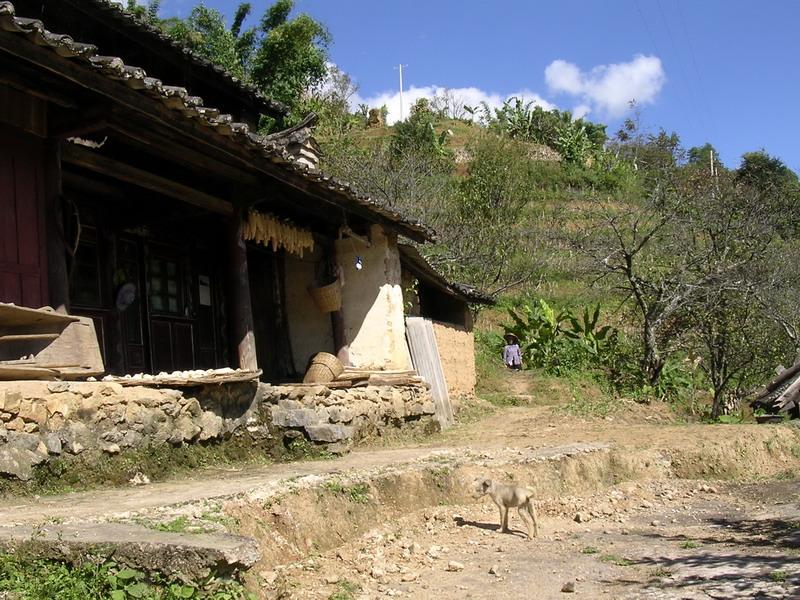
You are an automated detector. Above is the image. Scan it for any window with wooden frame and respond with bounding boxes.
[147,254,184,316]
[69,226,103,309]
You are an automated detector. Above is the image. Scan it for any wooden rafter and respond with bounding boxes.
[62,143,233,215]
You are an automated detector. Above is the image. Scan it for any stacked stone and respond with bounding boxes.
[0,381,256,481]
[0,381,435,481]
[264,384,435,446]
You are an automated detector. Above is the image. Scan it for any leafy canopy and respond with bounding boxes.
[162,1,330,122]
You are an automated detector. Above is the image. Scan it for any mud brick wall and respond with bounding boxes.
[430,321,477,398]
[0,380,435,481]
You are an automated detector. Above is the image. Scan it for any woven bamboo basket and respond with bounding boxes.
[307,279,342,313]
[303,352,345,383]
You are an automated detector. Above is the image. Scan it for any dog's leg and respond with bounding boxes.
[527,500,539,538]
[501,506,509,533]
[518,506,532,540]
[496,503,505,532]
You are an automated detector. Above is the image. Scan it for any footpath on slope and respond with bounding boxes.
[0,400,799,593]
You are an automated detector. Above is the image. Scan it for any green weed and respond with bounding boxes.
[679,540,700,549]
[0,437,275,499]
[581,546,599,554]
[322,481,370,504]
[770,570,787,583]
[329,578,361,600]
[286,437,335,461]
[598,554,633,566]
[0,555,254,599]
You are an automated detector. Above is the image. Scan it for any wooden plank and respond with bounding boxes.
[61,143,233,215]
[0,365,59,380]
[44,140,69,313]
[0,333,59,342]
[0,303,78,330]
[35,317,105,379]
[114,369,261,387]
[108,117,263,188]
[405,316,454,429]
[766,361,800,393]
[775,375,800,411]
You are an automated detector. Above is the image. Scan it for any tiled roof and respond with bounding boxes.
[73,0,287,117]
[0,1,434,241]
[398,244,494,305]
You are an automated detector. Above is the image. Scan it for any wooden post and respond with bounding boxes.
[44,139,69,314]
[327,240,347,361]
[331,309,346,356]
[228,210,258,372]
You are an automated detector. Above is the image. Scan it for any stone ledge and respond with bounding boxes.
[0,522,260,580]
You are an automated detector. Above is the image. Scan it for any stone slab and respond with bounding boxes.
[0,522,260,580]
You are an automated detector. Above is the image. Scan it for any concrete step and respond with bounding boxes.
[0,522,259,580]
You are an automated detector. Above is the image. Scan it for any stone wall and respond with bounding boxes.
[263,383,435,452]
[431,320,477,397]
[0,380,435,481]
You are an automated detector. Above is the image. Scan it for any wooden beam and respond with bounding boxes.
[44,139,70,313]
[227,211,258,372]
[49,106,109,139]
[62,170,127,200]
[107,114,262,188]
[61,143,233,215]
[0,71,77,109]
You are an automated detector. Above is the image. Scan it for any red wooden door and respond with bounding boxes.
[0,129,47,308]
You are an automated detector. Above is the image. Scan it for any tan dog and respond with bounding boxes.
[474,478,539,539]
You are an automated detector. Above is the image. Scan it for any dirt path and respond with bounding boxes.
[275,479,800,599]
[1,403,797,525]
[0,447,440,525]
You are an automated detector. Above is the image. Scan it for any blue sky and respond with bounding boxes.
[157,0,799,172]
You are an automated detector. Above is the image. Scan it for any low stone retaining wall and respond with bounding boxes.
[263,383,436,452]
[0,380,435,481]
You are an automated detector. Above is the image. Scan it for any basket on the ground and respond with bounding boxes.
[307,279,342,313]
[303,352,344,383]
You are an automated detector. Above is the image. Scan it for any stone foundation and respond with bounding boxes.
[0,380,435,481]
[263,383,436,451]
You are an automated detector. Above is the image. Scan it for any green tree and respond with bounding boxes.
[736,150,798,190]
[390,98,451,159]
[249,0,330,113]
[687,142,719,166]
[166,5,247,78]
[125,0,161,23]
[163,0,329,123]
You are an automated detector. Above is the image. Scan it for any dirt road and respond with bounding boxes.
[2,400,799,599]
[276,478,800,599]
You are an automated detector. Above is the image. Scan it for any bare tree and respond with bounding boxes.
[575,160,788,405]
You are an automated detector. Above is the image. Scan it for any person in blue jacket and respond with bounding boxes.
[503,333,523,370]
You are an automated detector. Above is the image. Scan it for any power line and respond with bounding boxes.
[674,0,718,140]
[633,0,699,136]
[655,0,704,134]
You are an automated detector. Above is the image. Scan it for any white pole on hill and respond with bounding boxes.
[397,64,406,122]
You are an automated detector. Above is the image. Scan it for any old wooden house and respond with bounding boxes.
[0,0,435,382]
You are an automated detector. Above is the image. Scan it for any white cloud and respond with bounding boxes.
[572,104,592,119]
[352,85,555,125]
[545,55,665,117]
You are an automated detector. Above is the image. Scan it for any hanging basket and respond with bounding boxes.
[307,279,342,313]
[303,352,345,384]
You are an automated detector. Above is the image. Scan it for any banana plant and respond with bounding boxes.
[504,299,572,368]
[564,303,612,355]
